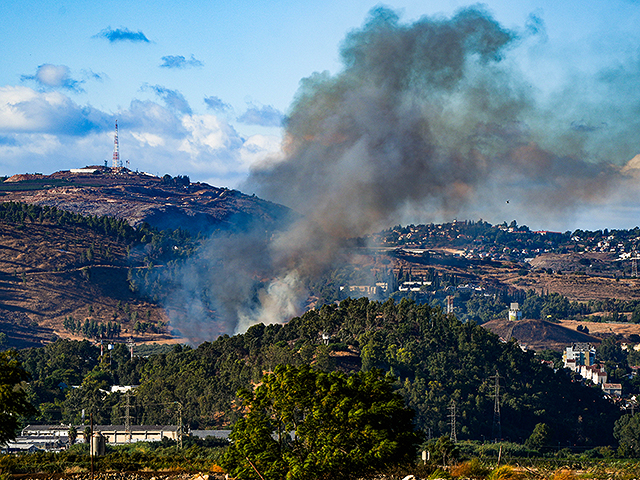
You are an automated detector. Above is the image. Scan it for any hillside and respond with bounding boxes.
[0,168,291,234]
[481,318,602,352]
[0,170,296,349]
[0,210,171,349]
[19,298,621,447]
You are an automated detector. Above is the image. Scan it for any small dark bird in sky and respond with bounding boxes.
[506,200,509,204]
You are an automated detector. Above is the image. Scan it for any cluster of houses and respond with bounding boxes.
[563,343,623,396]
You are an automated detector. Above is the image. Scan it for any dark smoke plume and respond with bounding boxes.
[165,6,638,340]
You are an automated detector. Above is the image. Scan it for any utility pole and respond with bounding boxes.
[175,402,183,449]
[448,400,458,443]
[490,370,502,441]
[125,391,132,443]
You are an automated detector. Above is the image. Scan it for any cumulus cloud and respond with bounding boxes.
[160,55,203,69]
[21,64,84,92]
[143,84,192,114]
[0,86,109,135]
[237,104,284,127]
[204,96,231,113]
[94,27,150,43]
[0,87,280,187]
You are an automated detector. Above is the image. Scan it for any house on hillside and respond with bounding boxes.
[579,364,608,385]
[602,383,623,396]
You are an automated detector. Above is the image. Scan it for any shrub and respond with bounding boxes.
[488,465,523,480]
[451,458,490,479]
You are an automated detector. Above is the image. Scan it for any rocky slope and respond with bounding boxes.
[0,168,292,234]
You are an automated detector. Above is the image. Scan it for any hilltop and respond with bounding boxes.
[3,173,640,351]
[0,167,291,234]
[481,318,602,352]
[0,169,293,349]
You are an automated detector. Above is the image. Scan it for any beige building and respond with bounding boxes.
[21,425,179,445]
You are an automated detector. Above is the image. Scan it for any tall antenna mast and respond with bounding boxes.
[112,120,121,169]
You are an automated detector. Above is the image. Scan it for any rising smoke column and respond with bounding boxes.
[239,6,620,329]
[169,6,631,340]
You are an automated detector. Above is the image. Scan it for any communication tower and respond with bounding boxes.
[112,120,122,169]
[127,337,135,360]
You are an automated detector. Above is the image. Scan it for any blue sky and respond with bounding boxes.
[1,0,640,230]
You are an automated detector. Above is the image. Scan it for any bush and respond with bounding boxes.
[451,458,490,479]
[488,465,523,480]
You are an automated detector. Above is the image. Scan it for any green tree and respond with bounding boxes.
[221,364,420,480]
[614,414,640,457]
[0,351,36,442]
[68,425,78,446]
[426,436,460,466]
[525,422,551,450]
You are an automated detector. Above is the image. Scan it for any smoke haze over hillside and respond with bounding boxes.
[166,6,640,340]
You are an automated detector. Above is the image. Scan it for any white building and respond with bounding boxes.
[508,303,522,321]
[563,343,597,370]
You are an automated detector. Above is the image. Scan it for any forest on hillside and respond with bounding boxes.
[18,298,622,447]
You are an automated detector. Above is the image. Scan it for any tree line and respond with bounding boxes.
[16,298,621,448]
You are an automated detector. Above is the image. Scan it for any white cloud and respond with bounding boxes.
[0,91,281,187]
[0,86,107,135]
[239,134,283,169]
[131,131,165,147]
[179,114,243,156]
[21,64,84,92]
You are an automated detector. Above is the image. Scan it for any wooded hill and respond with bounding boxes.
[19,297,621,448]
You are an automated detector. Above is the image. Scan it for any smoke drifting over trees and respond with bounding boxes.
[162,6,640,340]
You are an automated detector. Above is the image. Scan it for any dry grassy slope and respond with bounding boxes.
[0,221,171,349]
[502,270,640,301]
[482,318,640,352]
[482,318,603,352]
[0,169,291,233]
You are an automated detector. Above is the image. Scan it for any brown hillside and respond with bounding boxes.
[0,220,171,349]
[482,318,601,352]
[0,168,291,233]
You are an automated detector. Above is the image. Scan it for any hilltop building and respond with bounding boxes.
[508,303,522,321]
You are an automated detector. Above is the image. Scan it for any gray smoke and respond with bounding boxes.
[166,6,640,341]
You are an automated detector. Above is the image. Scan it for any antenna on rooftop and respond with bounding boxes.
[112,120,122,169]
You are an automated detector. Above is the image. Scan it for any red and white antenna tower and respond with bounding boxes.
[112,120,121,169]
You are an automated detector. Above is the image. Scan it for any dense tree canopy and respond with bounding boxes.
[614,414,640,457]
[221,365,420,480]
[18,298,621,448]
[0,351,35,442]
